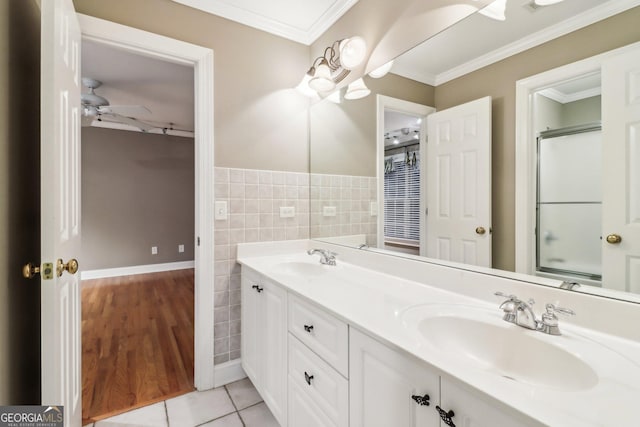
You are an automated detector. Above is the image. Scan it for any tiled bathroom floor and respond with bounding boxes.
[88,378,278,427]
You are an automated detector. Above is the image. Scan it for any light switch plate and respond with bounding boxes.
[323,206,337,217]
[151,246,158,255]
[215,201,228,220]
[178,244,185,253]
[280,206,295,218]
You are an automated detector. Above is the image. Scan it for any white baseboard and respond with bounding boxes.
[81,260,195,280]
[213,359,246,388]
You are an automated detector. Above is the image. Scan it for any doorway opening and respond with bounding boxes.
[76,12,216,423]
[79,38,197,423]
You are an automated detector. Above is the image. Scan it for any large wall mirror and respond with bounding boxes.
[309,0,640,304]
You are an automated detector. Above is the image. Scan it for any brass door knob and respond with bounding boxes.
[606,234,622,244]
[57,258,79,277]
[22,262,40,279]
[475,227,486,235]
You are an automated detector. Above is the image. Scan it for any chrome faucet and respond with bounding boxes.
[559,280,581,291]
[307,249,337,266]
[494,292,575,335]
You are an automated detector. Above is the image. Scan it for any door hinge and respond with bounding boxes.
[197,236,201,246]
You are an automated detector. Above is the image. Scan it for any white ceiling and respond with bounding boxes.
[170,0,359,45]
[82,40,194,132]
[391,0,638,85]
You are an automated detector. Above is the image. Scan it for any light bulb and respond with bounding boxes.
[339,36,367,70]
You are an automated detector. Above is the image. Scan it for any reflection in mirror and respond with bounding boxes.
[533,73,602,287]
[309,1,640,303]
[382,110,423,256]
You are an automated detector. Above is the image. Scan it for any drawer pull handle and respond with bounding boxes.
[411,394,430,406]
[303,324,314,333]
[251,284,263,293]
[435,406,456,427]
[304,371,314,385]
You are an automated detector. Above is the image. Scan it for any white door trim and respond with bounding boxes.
[78,14,216,390]
[514,40,640,277]
[376,95,435,253]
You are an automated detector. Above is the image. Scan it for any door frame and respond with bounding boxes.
[376,95,435,254]
[78,14,215,390]
[514,40,640,278]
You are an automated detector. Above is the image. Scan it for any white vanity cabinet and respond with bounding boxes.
[438,378,534,427]
[349,328,536,427]
[287,294,350,427]
[241,268,288,426]
[349,328,441,427]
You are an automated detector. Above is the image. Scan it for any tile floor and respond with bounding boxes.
[88,378,279,427]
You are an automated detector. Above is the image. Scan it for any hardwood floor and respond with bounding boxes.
[81,269,195,424]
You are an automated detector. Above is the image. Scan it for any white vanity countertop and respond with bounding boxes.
[237,245,640,427]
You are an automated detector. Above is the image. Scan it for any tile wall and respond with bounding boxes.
[213,167,310,365]
[213,168,377,365]
[309,173,378,246]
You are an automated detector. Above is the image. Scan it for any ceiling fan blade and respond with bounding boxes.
[99,105,151,116]
[100,113,156,132]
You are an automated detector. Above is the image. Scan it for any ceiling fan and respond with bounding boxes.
[81,77,155,132]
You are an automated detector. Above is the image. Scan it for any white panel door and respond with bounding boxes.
[349,328,440,427]
[602,46,640,292]
[426,96,492,267]
[41,0,82,425]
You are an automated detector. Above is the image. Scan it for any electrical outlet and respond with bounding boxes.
[323,206,337,217]
[279,206,295,218]
[151,246,158,255]
[178,244,185,253]
[215,201,228,220]
[370,201,378,216]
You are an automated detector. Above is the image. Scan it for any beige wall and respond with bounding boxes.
[310,73,434,176]
[0,0,41,404]
[82,127,195,270]
[434,7,640,271]
[73,0,310,172]
[563,96,601,128]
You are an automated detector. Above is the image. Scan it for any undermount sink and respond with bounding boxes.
[401,304,599,392]
[271,261,330,277]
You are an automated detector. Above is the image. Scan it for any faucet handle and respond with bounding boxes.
[494,291,518,301]
[545,303,575,317]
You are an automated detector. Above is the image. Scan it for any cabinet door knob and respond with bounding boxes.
[303,324,314,333]
[304,371,314,385]
[435,406,456,427]
[411,394,430,406]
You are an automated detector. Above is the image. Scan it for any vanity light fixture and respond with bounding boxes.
[368,60,395,79]
[344,77,371,100]
[297,36,367,97]
[478,0,507,21]
[327,90,342,104]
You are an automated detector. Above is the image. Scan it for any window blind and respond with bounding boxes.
[384,152,420,244]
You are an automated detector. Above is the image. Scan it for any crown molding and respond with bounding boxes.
[170,0,358,45]
[434,0,640,86]
[537,86,602,104]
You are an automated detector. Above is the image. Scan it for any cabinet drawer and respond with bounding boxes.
[289,376,340,427]
[289,334,349,427]
[288,294,349,376]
